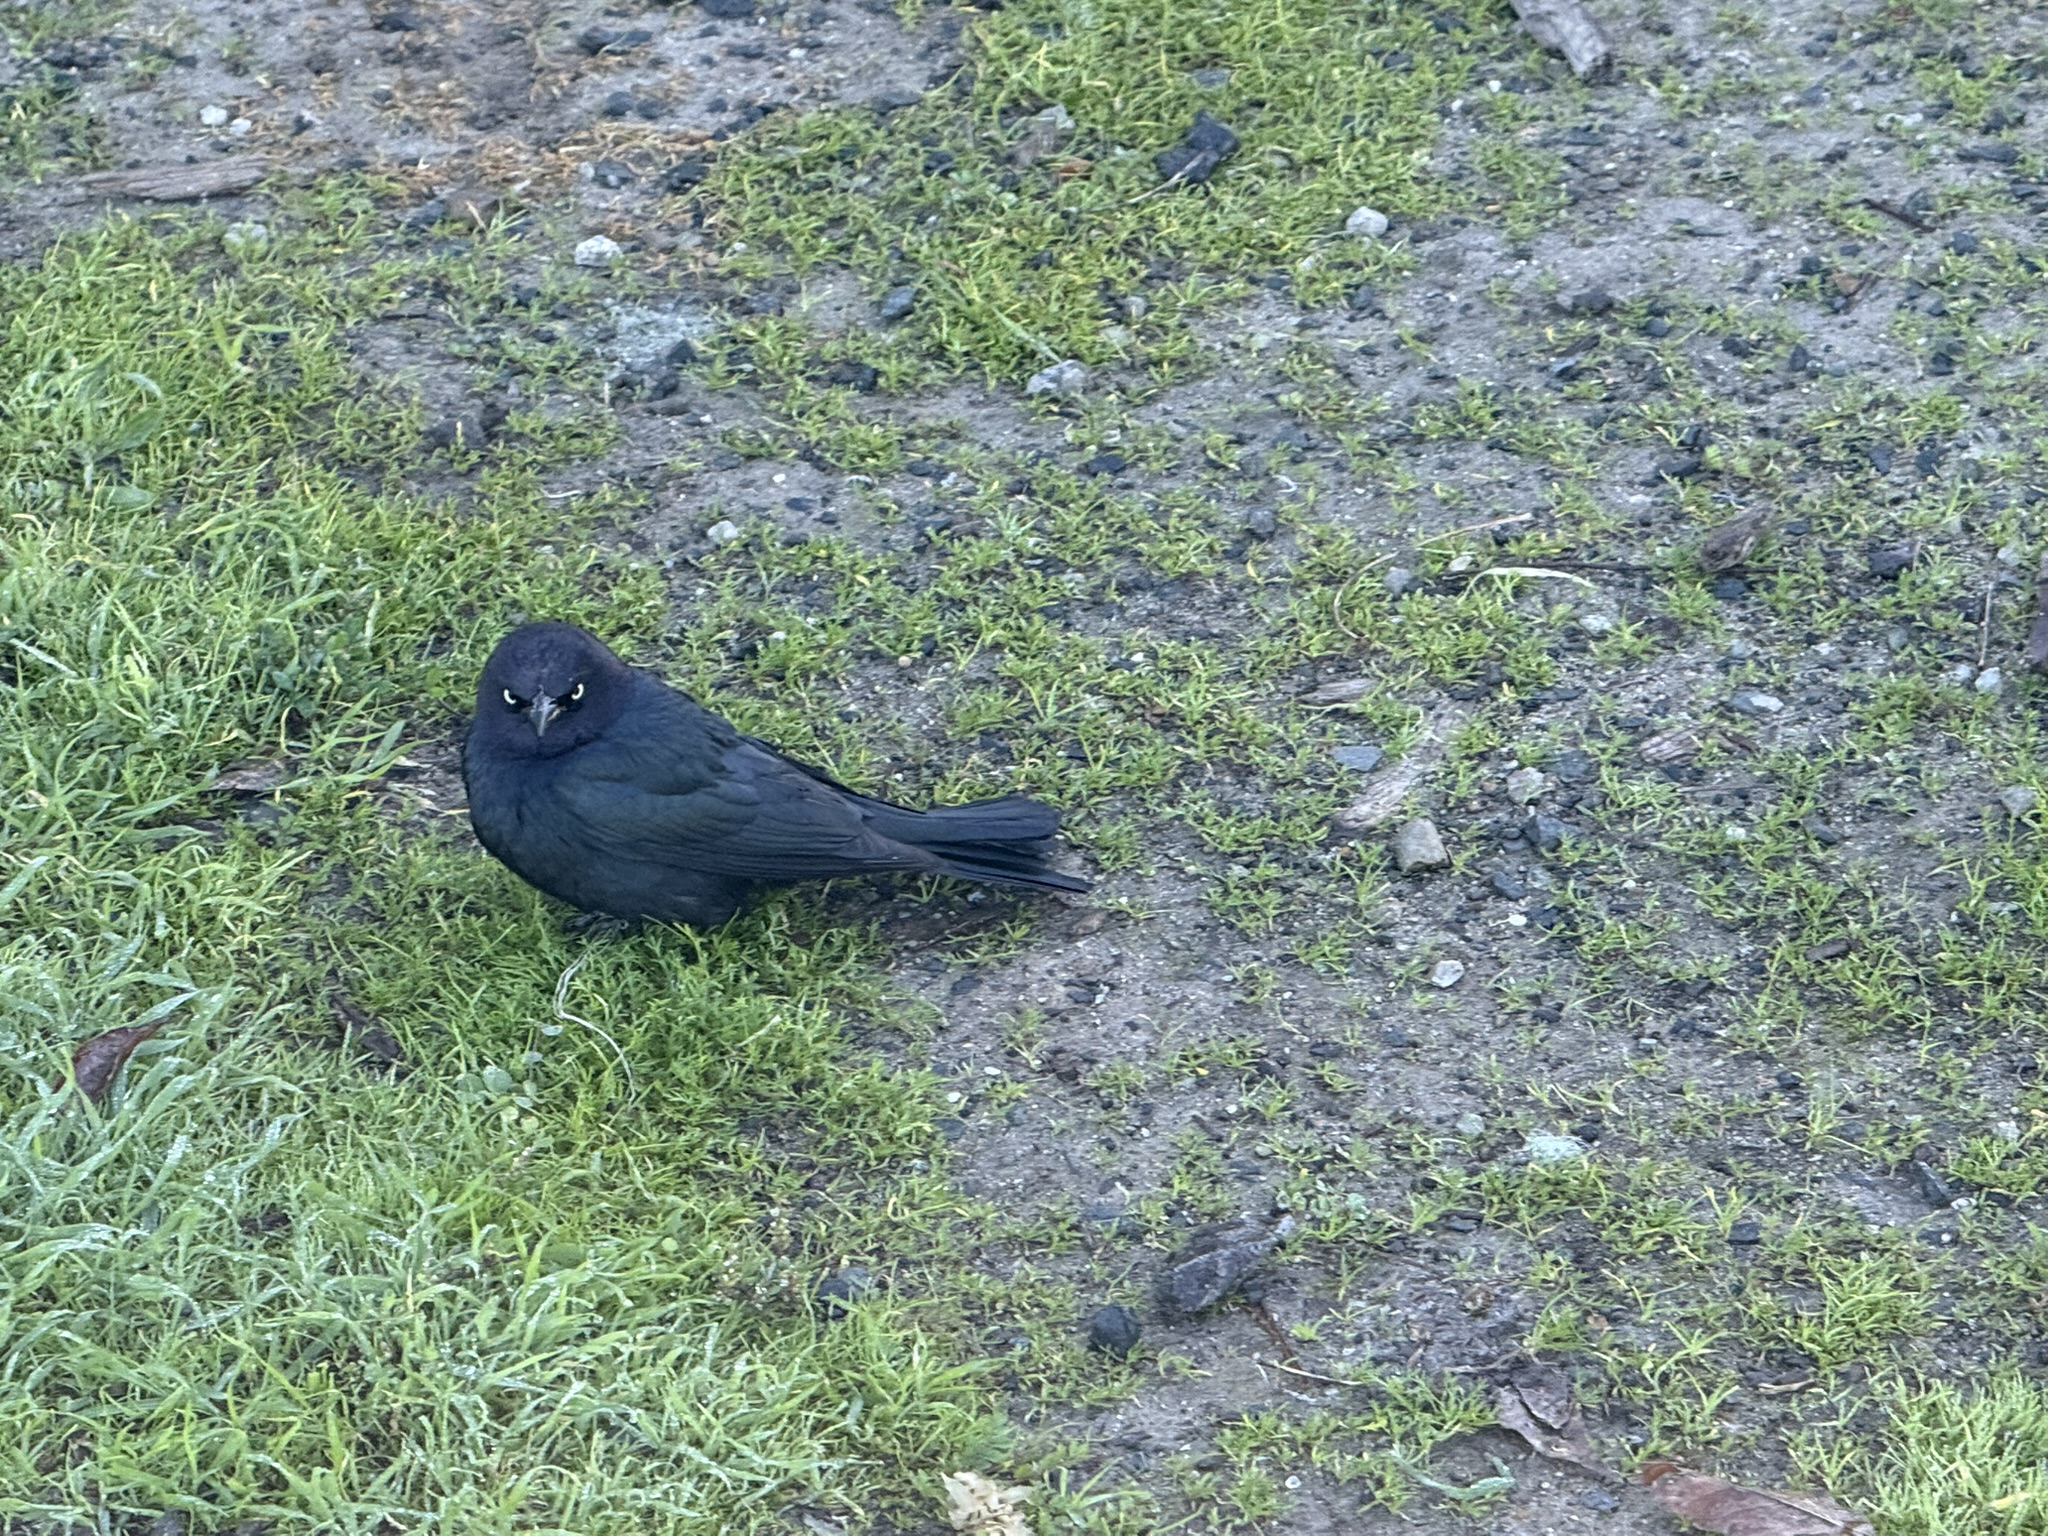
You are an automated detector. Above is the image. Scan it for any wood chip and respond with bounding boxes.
[77,158,270,201]
[1638,727,1701,765]
[1331,705,1465,833]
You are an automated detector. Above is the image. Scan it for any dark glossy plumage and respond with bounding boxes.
[462,622,1090,926]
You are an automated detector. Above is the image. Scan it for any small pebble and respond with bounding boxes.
[1523,814,1573,853]
[1382,565,1415,595]
[1391,817,1448,872]
[1086,1304,1142,1358]
[815,1265,874,1318]
[1947,662,1980,686]
[1577,611,1616,635]
[573,234,623,267]
[1344,205,1390,238]
[1429,959,1466,989]
[221,220,269,256]
[1730,689,1784,716]
[1243,506,1278,540]
[1025,359,1090,398]
[1728,1216,1763,1244]
[1332,744,1384,773]
[878,284,917,322]
[1524,1132,1589,1165]
[227,117,252,137]
[1454,1112,1486,1136]
[1488,868,1526,900]
[1504,767,1545,804]
[1976,668,2004,695]
[199,104,229,127]
[705,519,741,546]
[1998,785,2039,817]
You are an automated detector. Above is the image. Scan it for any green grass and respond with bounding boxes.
[706,0,1532,379]
[0,219,1011,1531]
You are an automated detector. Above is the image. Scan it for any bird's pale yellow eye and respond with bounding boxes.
[502,688,520,707]
[570,682,585,701]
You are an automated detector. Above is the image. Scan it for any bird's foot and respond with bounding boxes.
[562,911,642,939]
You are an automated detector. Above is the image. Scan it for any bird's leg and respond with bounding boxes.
[562,910,643,939]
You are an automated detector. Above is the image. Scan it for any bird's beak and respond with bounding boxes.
[527,693,560,738]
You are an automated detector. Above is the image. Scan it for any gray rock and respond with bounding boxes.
[1243,506,1278,539]
[573,234,623,267]
[1156,1215,1295,1317]
[1332,744,1384,773]
[1025,359,1090,398]
[1729,689,1784,716]
[1454,1112,1486,1137]
[1488,868,1526,900]
[1382,565,1415,595]
[1429,958,1466,989]
[879,284,917,322]
[1086,1304,1141,1357]
[1976,667,2005,695]
[1344,205,1390,238]
[1392,818,1448,872]
[704,519,742,547]
[1999,785,2039,817]
[1522,814,1573,853]
[1504,767,1546,804]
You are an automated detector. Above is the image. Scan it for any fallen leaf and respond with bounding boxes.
[1494,1365,1620,1483]
[1697,510,1769,573]
[941,1471,1032,1536]
[69,1020,167,1105]
[1643,1462,1873,1536]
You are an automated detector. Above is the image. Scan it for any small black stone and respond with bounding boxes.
[815,1266,875,1317]
[1867,543,1916,580]
[1951,229,1982,254]
[1708,576,1748,600]
[1655,453,1703,480]
[1728,1216,1763,1244]
[661,159,711,191]
[1488,869,1527,900]
[1641,315,1672,338]
[1910,1161,1955,1208]
[878,284,917,322]
[1868,443,1894,473]
[1244,506,1277,539]
[701,0,755,15]
[1522,814,1573,853]
[590,158,636,187]
[1087,1304,1142,1357]
[665,337,700,367]
[1155,111,1239,186]
[1080,452,1128,477]
[371,7,420,30]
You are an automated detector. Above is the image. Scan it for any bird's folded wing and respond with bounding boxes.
[559,738,928,880]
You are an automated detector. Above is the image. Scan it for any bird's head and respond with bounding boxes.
[473,622,632,756]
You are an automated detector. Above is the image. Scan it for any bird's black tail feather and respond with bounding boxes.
[872,794,1091,893]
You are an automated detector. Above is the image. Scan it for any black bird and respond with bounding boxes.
[463,622,1090,926]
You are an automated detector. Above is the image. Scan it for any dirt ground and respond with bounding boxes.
[10,0,2048,1530]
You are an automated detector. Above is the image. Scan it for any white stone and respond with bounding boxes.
[1998,785,2039,816]
[573,235,624,267]
[222,221,269,255]
[1729,689,1783,715]
[1429,959,1466,989]
[1504,767,1546,805]
[1577,611,1616,635]
[705,519,741,546]
[199,104,229,127]
[227,117,252,137]
[1345,205,1390,238]
[1524,1132,1590,1165]
[1454,1112,1486,1136]
[1976,667,2004,695]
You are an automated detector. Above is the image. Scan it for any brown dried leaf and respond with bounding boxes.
[212,760,289,795]
[941,1471,1031,1536]
[1643,1463,1873,1536]
[70,1021,167,1105]
[1697,510,1769,573]
[1494,1367,1620,1483]
[78,158,269,200]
